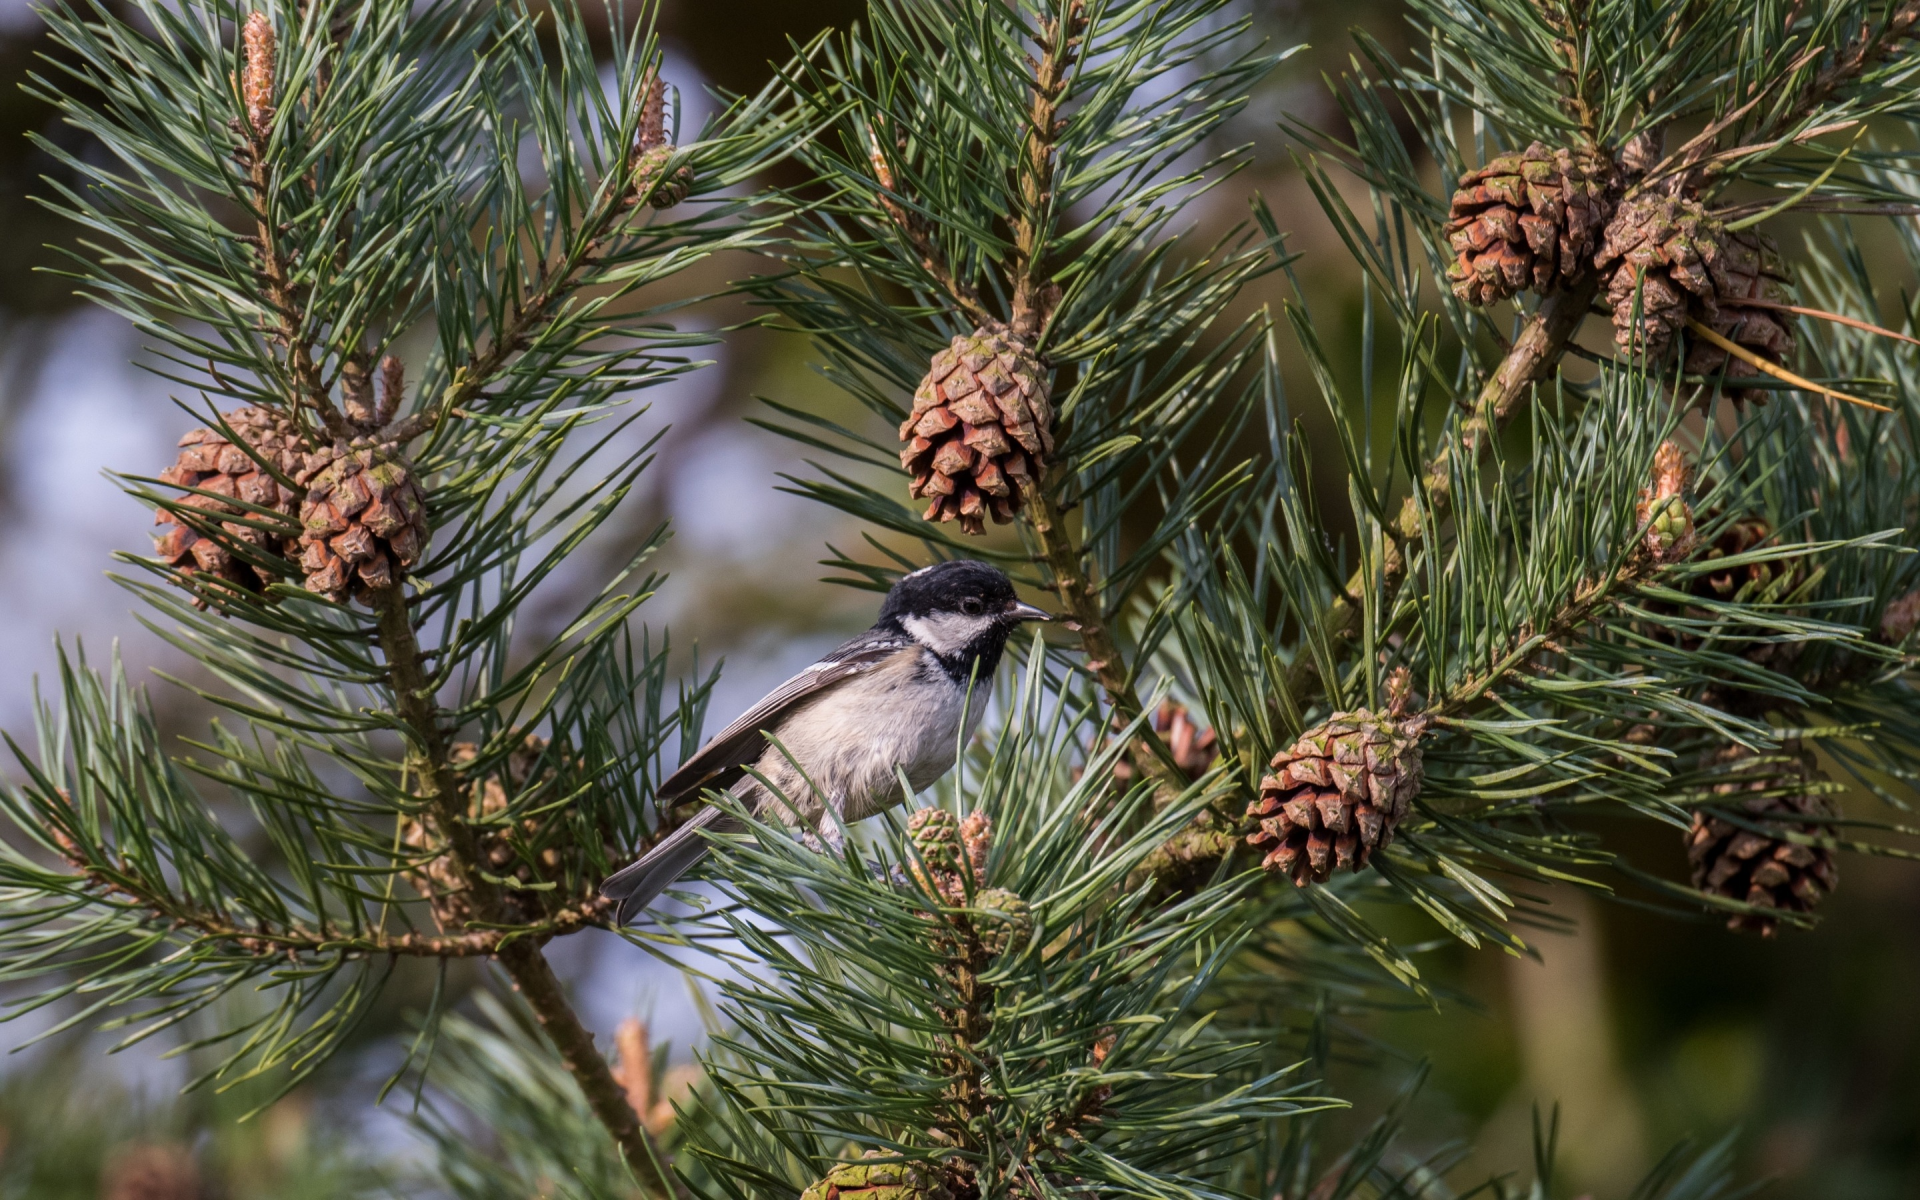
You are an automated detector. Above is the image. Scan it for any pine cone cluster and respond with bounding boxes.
[1635,439,1697,563]
[401,736,606,928]
[1594,193,1795,382]
[1687,742,1837,935]
[900,323,1053,535]
[1446,142,1613,306]
[153,406,309,603]
[1245,710,1428,886]
[802,1154,951,1200]
[295,440,430,604]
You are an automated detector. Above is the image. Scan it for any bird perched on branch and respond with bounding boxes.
[601,560,1049,921]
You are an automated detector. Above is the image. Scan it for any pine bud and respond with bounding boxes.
[1636,440,1696,562]
[242,12,275,139]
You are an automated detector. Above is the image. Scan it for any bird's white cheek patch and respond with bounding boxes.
[901,611,996,658]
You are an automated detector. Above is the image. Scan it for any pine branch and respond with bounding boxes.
[370,584,676,1193]
[1279,280,1601,710]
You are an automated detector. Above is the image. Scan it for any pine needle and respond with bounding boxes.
[1732,297,1920,349]
[1682,318,1894,412]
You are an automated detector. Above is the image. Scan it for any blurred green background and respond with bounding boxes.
[0,1,1912,1196]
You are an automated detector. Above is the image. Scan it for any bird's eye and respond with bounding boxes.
[960,596,985,616]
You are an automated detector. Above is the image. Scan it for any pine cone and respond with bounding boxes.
[1083,700,1219,790]
[1687,742,1837,935]
[1445,142,1613,306]
[900,323,1053,535]
[400,736,600,928]
[972,887,1031,956]
[1245,710,1428,886]
[295,440,429,604]
[1635,439,1696,562]
[802,1154,952,1200]
[907,807,990,903]
[1595,195,1796,387]
[632,73,692,208]
[152,406,308,603]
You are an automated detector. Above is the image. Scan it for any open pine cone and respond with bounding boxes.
[900,322,1052,535]
[1594,194,1796,389]
[1246,709,1428,885]
[1687,742,1837,935]
[1446,142,1613,306]
[295,440,430,604]
[152,406,308,603]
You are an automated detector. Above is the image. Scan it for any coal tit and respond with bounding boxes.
[601,559,1049,921]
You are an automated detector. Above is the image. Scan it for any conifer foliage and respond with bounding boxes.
[4,0,1920,1195]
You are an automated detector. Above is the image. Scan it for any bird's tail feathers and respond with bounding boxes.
[600,806,742,925]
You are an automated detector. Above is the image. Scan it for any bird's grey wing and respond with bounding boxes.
[655,628,913,805]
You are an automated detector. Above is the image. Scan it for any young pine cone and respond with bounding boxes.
[802,1154,951,1200]
[1635,440,1696,562]
[900,323,1053,535]
[631,72,692,208]
[1687,742,1837,935]
[1246,710,1428,886]
[972,887,1032,956]
[295,440,430,604]
[905,807,992,902]
[1595,195,1796,388]
[1445,142,1613,306]
[152,406,308,603]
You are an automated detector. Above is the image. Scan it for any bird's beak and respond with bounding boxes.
[1007,600,1052,623]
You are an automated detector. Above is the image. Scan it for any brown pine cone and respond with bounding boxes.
[1687,742,1837,935]
[400,736,605,928]
[1093,701,1220,790]
[1445,142,1613,306]
[1681,229,1795,392]
[1245,710,1428,886]
[295,440,430,604]
[152,406,308,603]
[1694,514,1799,608]
[900,322,1053,536]
[1595,195,1796,388]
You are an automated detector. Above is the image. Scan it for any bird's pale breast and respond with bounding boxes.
[742,647,987,824]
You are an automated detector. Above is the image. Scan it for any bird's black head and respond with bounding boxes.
[879,560,1049,683]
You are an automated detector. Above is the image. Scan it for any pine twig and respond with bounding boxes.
[1280,279,1600,711]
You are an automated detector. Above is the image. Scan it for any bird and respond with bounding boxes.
[600,559,1050,922]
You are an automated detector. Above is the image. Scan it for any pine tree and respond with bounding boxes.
[4,0,1920,1196]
